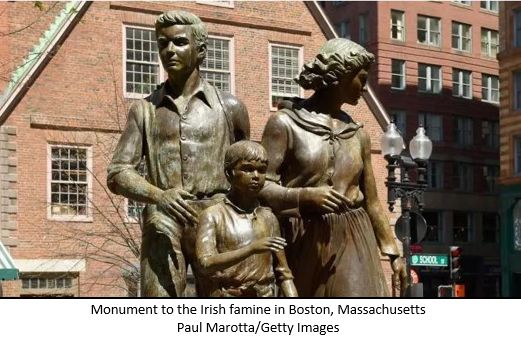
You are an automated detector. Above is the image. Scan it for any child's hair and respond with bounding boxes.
[224,141,268,174]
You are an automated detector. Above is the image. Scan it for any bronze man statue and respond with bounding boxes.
[260,38,407,297]
[195,141,298,297]
[107,10,249,297]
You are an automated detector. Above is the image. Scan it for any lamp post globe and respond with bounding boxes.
[381,122,405,157]
[409,126,432,160]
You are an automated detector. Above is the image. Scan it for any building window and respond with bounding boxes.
[452,69,472,99]
[390,110,407,137]
[424,211,442,242]
[49,146,91,219]
[453,211,471,242]
[515,70,521,110]
[359,13,369,45]
[515,137,521,175]
[482,74,499,103]
[418,64,442,94]
[124,26,160,97]
[417,15,440,47]
[480,1,498,12]
[21,276,73,289]
[482,120,499,149]
[453,0,471,5]
[196,0,234,8]
[418,113,443,142]
[270,44,302,109]
[391,59,406,90]
[481,28,499,58]
[335,21,350,39]
[427,161,444,189]
[482,213,499,243]
[483,165,499,193]
[513,200,521,251]
[455,117,474,146]
[391,10,405,41]
[514,9,521,47]
[452,22,472,52]
[453,163,474,192]
[201,37,232,93]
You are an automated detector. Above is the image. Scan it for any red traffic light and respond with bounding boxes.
[451,246,462,257]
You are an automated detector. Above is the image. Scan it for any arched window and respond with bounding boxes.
[513,200,521,251]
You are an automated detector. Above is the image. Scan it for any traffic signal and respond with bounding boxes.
[450,246,462,281]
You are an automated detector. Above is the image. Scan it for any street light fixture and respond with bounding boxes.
[381,122,432,297]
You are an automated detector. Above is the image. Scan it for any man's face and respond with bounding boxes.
[228,159,267,198]
[157,25,201,78]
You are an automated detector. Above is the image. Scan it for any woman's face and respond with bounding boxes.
[339,68,368,106]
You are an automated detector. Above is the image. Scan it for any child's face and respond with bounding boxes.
[229,159,267,196]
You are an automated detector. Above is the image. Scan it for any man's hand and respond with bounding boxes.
[250,237,286,254]
[157,188,198,227]
[299,186,353,214]
[390,256,409,297]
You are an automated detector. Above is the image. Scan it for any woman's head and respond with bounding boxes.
[296,38,375,91]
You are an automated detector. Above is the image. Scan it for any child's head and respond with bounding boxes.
[224,141,268,195]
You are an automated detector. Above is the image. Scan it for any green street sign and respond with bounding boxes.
[410,254,448,267]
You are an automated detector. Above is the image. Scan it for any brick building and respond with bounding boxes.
[0,1,398,297]
[498,1,521,297]
[323,1,501,297]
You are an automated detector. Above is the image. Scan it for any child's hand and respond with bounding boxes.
[250,237,286,254]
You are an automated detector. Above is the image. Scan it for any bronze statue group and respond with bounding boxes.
[108,10,407,298]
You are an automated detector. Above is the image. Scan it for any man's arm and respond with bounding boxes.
[222,93,250,141]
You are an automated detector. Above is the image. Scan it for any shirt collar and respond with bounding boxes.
[224,197,261,218]
[155,76,213,107]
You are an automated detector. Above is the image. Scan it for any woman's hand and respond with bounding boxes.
[250,237,287,254]
[299,186,353,214]
[390,256,408,296]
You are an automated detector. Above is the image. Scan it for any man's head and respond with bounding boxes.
[224,141,268,196]
[155,11,208,79]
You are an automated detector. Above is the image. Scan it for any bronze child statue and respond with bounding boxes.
[260,38,407,297]
[195,141,298,297]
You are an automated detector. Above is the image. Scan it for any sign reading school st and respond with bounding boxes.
[410,254,448,267]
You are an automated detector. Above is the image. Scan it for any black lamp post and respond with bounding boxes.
[381,122,432,297]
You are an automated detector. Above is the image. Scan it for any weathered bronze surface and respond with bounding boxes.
[195,141,298,297]
[259,38,407,297]
[107,11,249,297]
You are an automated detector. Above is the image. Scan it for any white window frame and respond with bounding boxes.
[123,25,164,99]
[455,117,474,146]
[481,28,499,58]
[391,59,406,90]
[419,112,443,142]
[481,74,499,103]
[453,0,471,6]
[418,64,442,94]
[452,69,472,99]
[391,10,405,41]
[196,0,234,8]
[200,35,235,94]
[47,144,93,222]
[480,1,498,13]
[359,13,369,45]
[452,21,472,52]
[269,43,303,111]
[417,15,441,47]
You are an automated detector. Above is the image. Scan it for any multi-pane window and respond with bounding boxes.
[427,161,444,189]
[455,117,474,146]
[452,22,472,52]
[515,70,521,110]
[391,10,405,41]
[482,74,499,103]
[480,1,498,12]
[452,69,472,99]
[481,28,499,58]
[483,165,499,193]
[424,211,442,242]
[390,110,407,137]
[335,21,350,38]
[482,120,499,148]
[453,163,474,192]
[201,37,232,93]
[50,146,90,218]
[417,15,440,47]
[453,211,471,242]
[270,44,301,109]
[391,59,406,89]
[515,9,521,47]
[482,213,499,243]
[125,26,160,96]
[515,137,521,175]
[418,64,442,94]
[359,13,368,45]
[21,276,73,289]
[453,0,471,5]
[419,112,443,142]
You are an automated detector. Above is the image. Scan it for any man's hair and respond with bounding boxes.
[296,38,375,91]
[155,10,208,50]
[224,141,268,174]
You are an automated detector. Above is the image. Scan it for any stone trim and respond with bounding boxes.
[0,126,17,248]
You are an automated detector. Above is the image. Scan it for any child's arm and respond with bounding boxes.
[274,250,298,297]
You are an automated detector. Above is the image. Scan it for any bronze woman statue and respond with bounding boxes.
[260,38,406,297]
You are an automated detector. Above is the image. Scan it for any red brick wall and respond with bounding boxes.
[0,280,21,297]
